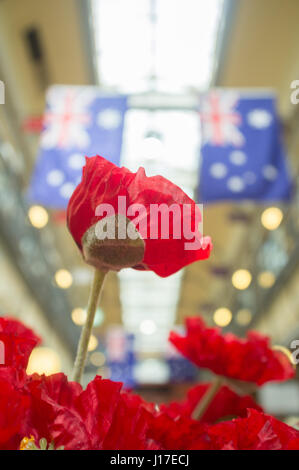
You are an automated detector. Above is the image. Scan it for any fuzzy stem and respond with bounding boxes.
[72,269,107,383]
[191,376,223,421]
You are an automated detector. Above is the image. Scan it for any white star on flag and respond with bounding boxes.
[97,108,122,129]
[247,109,273,128]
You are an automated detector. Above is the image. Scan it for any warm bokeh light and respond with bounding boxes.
[232,269,252,290]
[90,351,106,367]
[27,347,61,375]
[261,207,283,230]
[55,269,73,289]
[88,334,98,351]
[133,359,170,384]
[235,308,252,326]
[213,307,232,327]
[71,307,103,327]
[28,205,49,229]
[71,307,87,325]
[258,271,276,288]
[139,319,157,335]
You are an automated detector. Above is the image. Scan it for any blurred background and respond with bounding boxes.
[0,0,299,417]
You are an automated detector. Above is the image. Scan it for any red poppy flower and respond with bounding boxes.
[0,316,160,450]
[0,378,31,450]
[207,409,299,450]
[160,382,263,423]
[146,412,210,450]
[169,317,295,385]
[0,317,40,370]
[287,438,299,450]
[22,373,83,448]
[23,374,159,450]
[67,156,212,277]
[102,390,160,450]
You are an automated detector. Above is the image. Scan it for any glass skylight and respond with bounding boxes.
[92,0,224,93]
[91,0,224,356]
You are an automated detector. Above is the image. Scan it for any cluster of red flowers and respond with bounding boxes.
[0,317,158,450]
[0,316,298,450]
[2,156,296,450]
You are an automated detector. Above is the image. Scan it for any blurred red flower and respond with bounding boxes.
[0,317,40,449]
[67,156,212,277]
[149,408,299,450]
[0,317,158,450]
[207,409,299,450]
[0,316,297,451]
[160,382,263,423]
[169,317,295,385]
[0,317,40,370]
[0,378,31,450]
[146,412,210,450]
[22,373,83,449]
[15,373,159,450]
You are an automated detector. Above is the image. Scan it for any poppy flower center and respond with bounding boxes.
[82,214,145,272]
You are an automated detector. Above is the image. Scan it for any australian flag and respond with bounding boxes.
[165,330,197,383]
[106,328,136,388]
[29,85,127,208]
[198,89,292,202]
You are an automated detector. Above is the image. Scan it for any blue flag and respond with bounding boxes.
[165,331,196,383]
[167,357,196,383]
[198,90,292,202]
[29,86,127,208]
[106,329,136,387]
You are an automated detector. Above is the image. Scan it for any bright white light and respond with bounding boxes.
[142,137,164,160]
[154,0,224,92]
[140,319,157,335]
[133,359,170,384]
[121,110,200,178]
[93,0,151,92]
[92,0,224,92]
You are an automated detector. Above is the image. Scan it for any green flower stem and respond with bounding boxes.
[192,376,223,421]
[72,269,107,384]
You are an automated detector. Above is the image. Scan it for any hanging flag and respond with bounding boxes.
[198,89,292,202]
[165,329,196,383]
[106,328,136,387]
[167,357,196,383]
[22,115,44,134]
[29,85,128,208]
